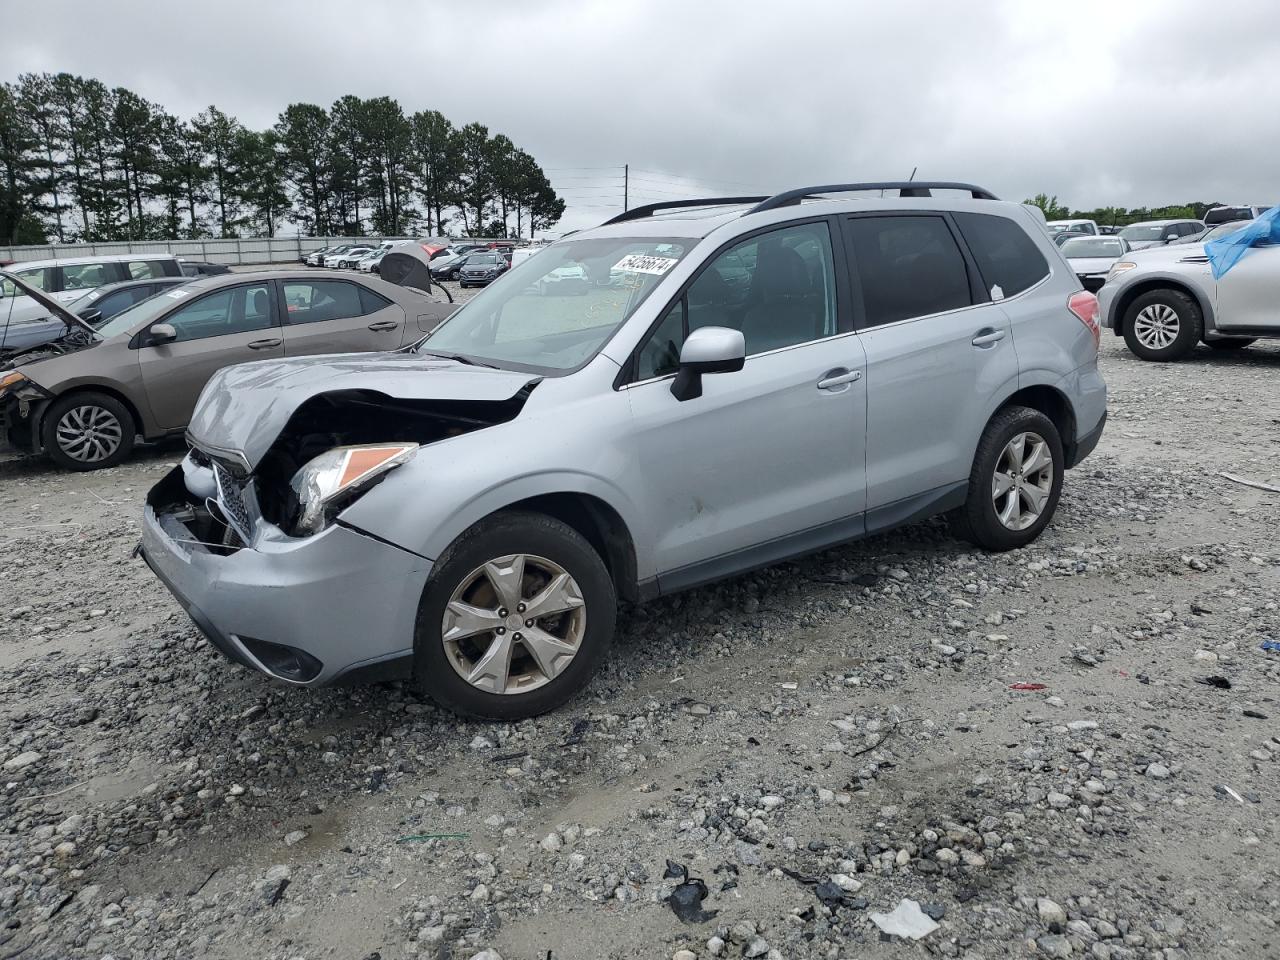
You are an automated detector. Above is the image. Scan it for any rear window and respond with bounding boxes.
[846,215,973,327]
[954,212,1050,300]
[1205,207,1255,225]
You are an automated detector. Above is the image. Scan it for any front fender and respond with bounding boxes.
[339,453,652,579]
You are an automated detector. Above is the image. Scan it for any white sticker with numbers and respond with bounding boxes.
[165,289,191,299]
[613,254,678,275]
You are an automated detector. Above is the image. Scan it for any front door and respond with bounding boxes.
[278,278,410,354]
[624,220,868,586]
[1213,241,1280,331]
[841,213,1020,511]
[138,282,282,431]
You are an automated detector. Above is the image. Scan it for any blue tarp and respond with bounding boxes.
[1205,206,1280,280]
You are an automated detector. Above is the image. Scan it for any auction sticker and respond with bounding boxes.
[165,289,191,299]
[613,254,678,275]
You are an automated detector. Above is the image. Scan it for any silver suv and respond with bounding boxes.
[139,182,1107,719]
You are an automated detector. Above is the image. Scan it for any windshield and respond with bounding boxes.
[468,254,500,265]
[421,235,695,372]
[1119,224,1172,241]
[1062,237,1125,257]
[94,286,193,339]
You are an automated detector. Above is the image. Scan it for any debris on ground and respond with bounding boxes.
[869,898,940,940]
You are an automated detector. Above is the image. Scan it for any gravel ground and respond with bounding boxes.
[1,328,1278,960]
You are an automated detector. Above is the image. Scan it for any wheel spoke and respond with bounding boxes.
[522,572,584,621]
[1005,435,1025,473]
[466,632,514,694]
[483,556,526,611]
[992,471,1015,498]
[1020,482,1048,515]
[442,600,503,642]
[519,625,577,681]
[1021,440,1051,476]
[996,490,1020,527]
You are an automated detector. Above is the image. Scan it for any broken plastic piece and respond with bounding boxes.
[667,876,717,924]
[870,898,940,940]
[1261,640,1280,654]
[1196,676,1231,690]
[1010,682,1047,691]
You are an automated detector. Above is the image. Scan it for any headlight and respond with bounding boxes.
[0,371,28,397]
[290,442,418,536]
[1106,261,1137,282]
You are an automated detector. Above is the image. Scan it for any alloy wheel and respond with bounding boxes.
[442,553,586,695]
[55,405,124,464]
[1133,303,1180,350]
[992,431,1053,531]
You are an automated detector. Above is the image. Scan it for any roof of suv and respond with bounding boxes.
[11,252,179,270]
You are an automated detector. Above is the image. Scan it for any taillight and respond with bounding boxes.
[1067,291,1100,350]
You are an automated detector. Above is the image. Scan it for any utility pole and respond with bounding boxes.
[624,164,629,212]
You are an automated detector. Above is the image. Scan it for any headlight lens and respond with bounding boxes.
[0,371,28,396]
[1106,261,1137,282]
[290,442,418,536]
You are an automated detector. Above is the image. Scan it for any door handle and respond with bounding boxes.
[817,368,862,390]
[247,338,281,350]
[368,320,399,332]
[971,328,1006,347]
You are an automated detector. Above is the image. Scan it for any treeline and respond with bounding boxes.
[1025,193,1232,228]
[0,73,565,245]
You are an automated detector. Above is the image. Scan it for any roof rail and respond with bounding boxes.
[602,196,769,226]
[747,182,999,215]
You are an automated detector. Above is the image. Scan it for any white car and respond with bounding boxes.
[1047,218,1099,236]
[1116,219,1203,251]
[328,246,377,269]
[1060,236,1130,292]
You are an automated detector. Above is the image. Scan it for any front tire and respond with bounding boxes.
[413,511,617,720]
[952,406,1063,551]
[1122,289,1201,361]
[42,392,135,471]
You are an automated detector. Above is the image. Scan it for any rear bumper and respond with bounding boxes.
[1062,361,1107,469]
[140,466,431,687]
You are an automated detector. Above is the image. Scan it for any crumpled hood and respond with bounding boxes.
[187,352,540,468]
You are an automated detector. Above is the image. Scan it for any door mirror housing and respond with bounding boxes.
[670,326,746,401]
[80,308,102,325]
[1164,233,1179,243]
[149,322,177,345]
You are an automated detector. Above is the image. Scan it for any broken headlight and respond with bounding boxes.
[290,442,418,536]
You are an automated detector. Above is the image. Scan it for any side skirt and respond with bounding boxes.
[654,481,967,598]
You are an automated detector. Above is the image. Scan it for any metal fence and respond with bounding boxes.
[0,235,508,266]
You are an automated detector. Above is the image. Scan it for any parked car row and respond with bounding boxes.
[0,269,455,469]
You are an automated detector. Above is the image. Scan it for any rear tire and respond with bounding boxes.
[952,406,1063,551]
[1122,289,1201,361]
[1207,337,1255,351]
[42,392,136,471]
[413,511,616,720]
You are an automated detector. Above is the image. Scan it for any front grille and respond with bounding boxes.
[213,462,252,540]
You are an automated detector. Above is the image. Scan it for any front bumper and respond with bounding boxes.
[140,466,432,687]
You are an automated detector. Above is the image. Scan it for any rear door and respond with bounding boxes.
[278,278,409,354]
[1213,239,1280,330]
[842,212,1019,513]
[137,281,283,430]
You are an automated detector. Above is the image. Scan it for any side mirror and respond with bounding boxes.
[1164,234,1178,243]
[80,308,102,325]
[149,323,177,345]
[670,326,746,401]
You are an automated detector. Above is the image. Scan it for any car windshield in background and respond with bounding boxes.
[93,288,190,339]
[421,236,695,372]
[1203,220,1252,241]
[1118,225,1168,241]
[1061,237,1124,257]
[469,254,500,265]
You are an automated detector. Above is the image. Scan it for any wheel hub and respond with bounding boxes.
[442,553,586,696]
[992,431,1054,531]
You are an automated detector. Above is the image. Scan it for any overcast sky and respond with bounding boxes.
[5,0,1278,236]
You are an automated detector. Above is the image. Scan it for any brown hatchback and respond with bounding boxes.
[0,270,453,470]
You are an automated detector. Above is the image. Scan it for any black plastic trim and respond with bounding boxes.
[1065,410,1106,469]
[750,182,998,214]
[603,196,769,225]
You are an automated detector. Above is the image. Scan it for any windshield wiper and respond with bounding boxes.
[418,349,499,369]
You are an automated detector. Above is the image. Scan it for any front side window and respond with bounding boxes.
[60,262,113,290]
[160,284,274,343]
[282,280,367,324]
[848,216,973,326]
[128,260,166,279]
[422,236,695,372]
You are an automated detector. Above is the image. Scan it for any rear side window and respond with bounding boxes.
[128,260,166,279]
[846,216,972,327]
[954,212,1050,301]
[60,261,114,291]
[358,285,391,314]
[282,280,367,324]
